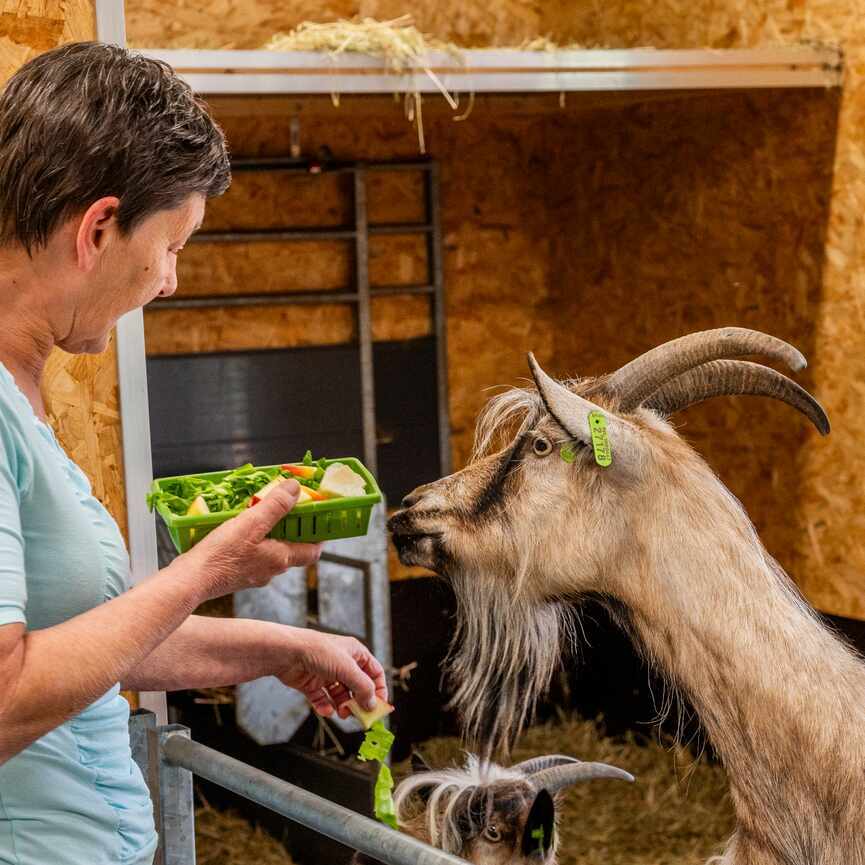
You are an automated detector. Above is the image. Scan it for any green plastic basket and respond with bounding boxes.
[151,458,382,554]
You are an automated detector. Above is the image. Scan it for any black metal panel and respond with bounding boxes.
[147,338,441,505]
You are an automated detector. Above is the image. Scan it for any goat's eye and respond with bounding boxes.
[532,436,553,457]
[483,825,501,843]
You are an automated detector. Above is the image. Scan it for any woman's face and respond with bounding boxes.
[57,194,205,354]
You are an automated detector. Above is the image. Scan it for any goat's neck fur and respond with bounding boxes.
[614,457,865,865]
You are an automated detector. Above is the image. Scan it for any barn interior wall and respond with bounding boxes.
[131,0,865,619]
[1,2,129,538]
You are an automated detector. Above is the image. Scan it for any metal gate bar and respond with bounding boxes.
[131,711,467,865]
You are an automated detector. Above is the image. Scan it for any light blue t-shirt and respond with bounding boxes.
[0,362,157,865]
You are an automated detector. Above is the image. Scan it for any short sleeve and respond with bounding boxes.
[0,417,27,627]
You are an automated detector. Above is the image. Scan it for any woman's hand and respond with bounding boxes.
[276,629,388,719]
[170,479,321,603]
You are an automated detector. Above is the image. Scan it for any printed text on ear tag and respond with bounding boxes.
[588,411,612,467]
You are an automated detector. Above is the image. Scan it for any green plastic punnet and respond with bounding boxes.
[150,457,382,554]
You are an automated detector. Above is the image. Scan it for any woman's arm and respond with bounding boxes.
[121,616,386,718]
[0,482,325,763]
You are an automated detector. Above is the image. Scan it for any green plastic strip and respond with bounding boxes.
[531,825,546,854]
[357,721,398,829]
[560,444,577,464]
[588,411,612,467]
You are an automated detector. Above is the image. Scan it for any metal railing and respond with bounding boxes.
[130,710,468,865]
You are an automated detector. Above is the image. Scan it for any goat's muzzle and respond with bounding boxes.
[387,506,447,572]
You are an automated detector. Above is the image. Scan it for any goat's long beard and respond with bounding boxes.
[445,571,573,756]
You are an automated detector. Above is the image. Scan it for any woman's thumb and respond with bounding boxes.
[248,479,301,533]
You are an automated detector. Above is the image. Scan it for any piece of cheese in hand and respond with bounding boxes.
[346,697,395,730]
[319,463,367,498]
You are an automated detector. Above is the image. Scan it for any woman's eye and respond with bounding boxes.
[532,436,553,457]
[483,825,501,843]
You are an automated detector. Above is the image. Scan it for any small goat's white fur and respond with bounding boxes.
[394,757,528,854]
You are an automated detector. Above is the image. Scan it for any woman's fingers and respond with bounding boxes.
[332,654,377,711]
[356,651,388,701]
[308,687,336,717]
[255,539,322,573]
[326,682,351,706]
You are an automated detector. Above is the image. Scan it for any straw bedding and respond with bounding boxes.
[196,715,733,864]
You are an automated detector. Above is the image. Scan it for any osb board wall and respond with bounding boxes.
[1,0,94,80]
[549,89,839,614]
[127,0,865,619]
[1,4,128,537]
[42,343,128,538]
[144,91,841,606]
[145,97,562,474]
[146,170,432,353]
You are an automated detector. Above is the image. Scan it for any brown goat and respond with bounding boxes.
[351,753,633,865]
[388,328,865,865]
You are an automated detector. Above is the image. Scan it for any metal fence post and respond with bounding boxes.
[156,726,197,865]
[129,710,165,865]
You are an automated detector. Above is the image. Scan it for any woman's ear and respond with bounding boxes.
[75,196,121,272]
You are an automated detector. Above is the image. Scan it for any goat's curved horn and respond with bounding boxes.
[606,327,806,412]
[532,762,635,792]
[511,755,580,775]
[644,360,830,436]
[527,353,641,468]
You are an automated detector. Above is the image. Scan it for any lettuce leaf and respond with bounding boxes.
[357,721,398,829]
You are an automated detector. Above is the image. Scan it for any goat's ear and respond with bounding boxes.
[408,752,436,804]
[527,352,643,473]
[520,788,555,858]
[411,751,432,774]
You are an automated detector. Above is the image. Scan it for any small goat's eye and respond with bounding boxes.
[483,825,501,843]
[532,436,553,457]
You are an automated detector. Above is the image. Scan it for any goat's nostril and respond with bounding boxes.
[401,491,422,509]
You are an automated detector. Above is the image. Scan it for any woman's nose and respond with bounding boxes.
[158,271,178,298]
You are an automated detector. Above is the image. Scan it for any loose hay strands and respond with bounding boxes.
[397,715,735,865]
[195,804,297,865]
[264,16,462,153]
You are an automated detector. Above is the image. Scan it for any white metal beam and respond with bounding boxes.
[138,45,842,95]
[97,0,169,726]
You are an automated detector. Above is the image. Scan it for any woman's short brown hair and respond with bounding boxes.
[0,41,230,252]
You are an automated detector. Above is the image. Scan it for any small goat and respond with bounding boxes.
[389,328,865,865]
[352,753,633,865]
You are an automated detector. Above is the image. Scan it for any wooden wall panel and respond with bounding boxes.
[1,3,128,538]
[549,89,838,613]
[130,0,865,617]
[145,98,561,474]
[1,1,94,81]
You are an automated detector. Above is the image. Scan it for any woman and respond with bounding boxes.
[0,42,388,865]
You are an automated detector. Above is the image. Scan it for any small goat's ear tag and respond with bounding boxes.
[521,789,555,857]
[560,444,577,463]
[588,411,612,467]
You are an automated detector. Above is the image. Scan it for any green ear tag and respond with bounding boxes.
[588,411,612,467]
[560,444,577,463]
[532,825,545,854]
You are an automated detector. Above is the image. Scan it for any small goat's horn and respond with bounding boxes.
[512,755,579,775]
[532,761,635,792]
[644,360,830,436]
[606,327,806,412]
